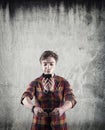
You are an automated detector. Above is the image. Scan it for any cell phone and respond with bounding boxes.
[43,74,52,79]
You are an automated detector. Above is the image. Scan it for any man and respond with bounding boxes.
[21,50,77,130]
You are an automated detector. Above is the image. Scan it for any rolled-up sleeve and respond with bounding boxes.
[21,81,35,105]
[64,80,77,108]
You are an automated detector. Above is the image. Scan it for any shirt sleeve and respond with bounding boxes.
[20,81,35,105]
[64,80,77,108]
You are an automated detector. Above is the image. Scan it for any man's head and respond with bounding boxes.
[40,50,58,74]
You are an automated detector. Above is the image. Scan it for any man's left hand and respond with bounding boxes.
[51,107,64,117]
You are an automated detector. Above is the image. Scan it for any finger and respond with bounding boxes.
[43,81,49,89]
[40,108,44,112]
[49,78,54,84]
[49,77,54,82]
[48,80,53,85]
[42,78,49,83]
[44,82,49,88]
[46,82,50,86]
[48,81,54,88]
[42,78,45,82]
[54,109,59,116]
[43,86,49,91]
[52,108,58,112]
[42,79,48,86]
[44,78,49,84]
[48,79,52,84]
[51,110,59,116]
[38,108,43,113]
[42,79,46,86]
[46,83,52,90]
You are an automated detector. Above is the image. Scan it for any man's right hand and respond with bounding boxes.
[42,78,49,91]
[33,107,44,116]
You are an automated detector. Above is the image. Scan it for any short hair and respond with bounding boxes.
[39,50,58,63]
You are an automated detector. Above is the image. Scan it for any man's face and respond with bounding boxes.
[41,56,56,74]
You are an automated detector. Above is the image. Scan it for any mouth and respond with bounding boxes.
[46,70,51,73]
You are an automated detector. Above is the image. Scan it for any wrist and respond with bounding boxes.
[31,105,35,113]
[60,107,65,113]
[61,101,72,112]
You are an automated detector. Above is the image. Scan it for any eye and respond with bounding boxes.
[50,63,53,66]
[43,63,47,66]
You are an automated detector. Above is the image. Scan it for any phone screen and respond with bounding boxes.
[43,74,52,79]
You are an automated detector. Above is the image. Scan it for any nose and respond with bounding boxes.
[47,64,50,69]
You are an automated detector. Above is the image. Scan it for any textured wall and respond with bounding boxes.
[0,1,105,130]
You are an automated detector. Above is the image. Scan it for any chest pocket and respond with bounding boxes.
[54,82,64,101]
[36,86,44,100]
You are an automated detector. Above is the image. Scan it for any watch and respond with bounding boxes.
[31,105,35,113]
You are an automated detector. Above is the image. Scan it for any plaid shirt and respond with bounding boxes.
[21,74,77,130]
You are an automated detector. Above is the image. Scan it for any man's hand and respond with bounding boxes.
[33,107,44,116]
[51,107,64,117]
[42,77,55,92]
[48,77,55,92]
[42,78,49,91]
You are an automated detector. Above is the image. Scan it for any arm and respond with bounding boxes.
[63,80,77,109]
[61,100,72,111]
[52,80,77,116]
[22,96,34,109]
[21,81,43,115]
[52,101,72,116]
[22,96,43,115]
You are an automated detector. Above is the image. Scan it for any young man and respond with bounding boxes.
[21,50,77,130]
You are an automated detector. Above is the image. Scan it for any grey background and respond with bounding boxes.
[0,2,105,130]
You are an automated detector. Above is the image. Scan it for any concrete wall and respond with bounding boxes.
[0,2,105,130]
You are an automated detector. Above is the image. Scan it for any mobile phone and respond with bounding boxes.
[43,74,52,79]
